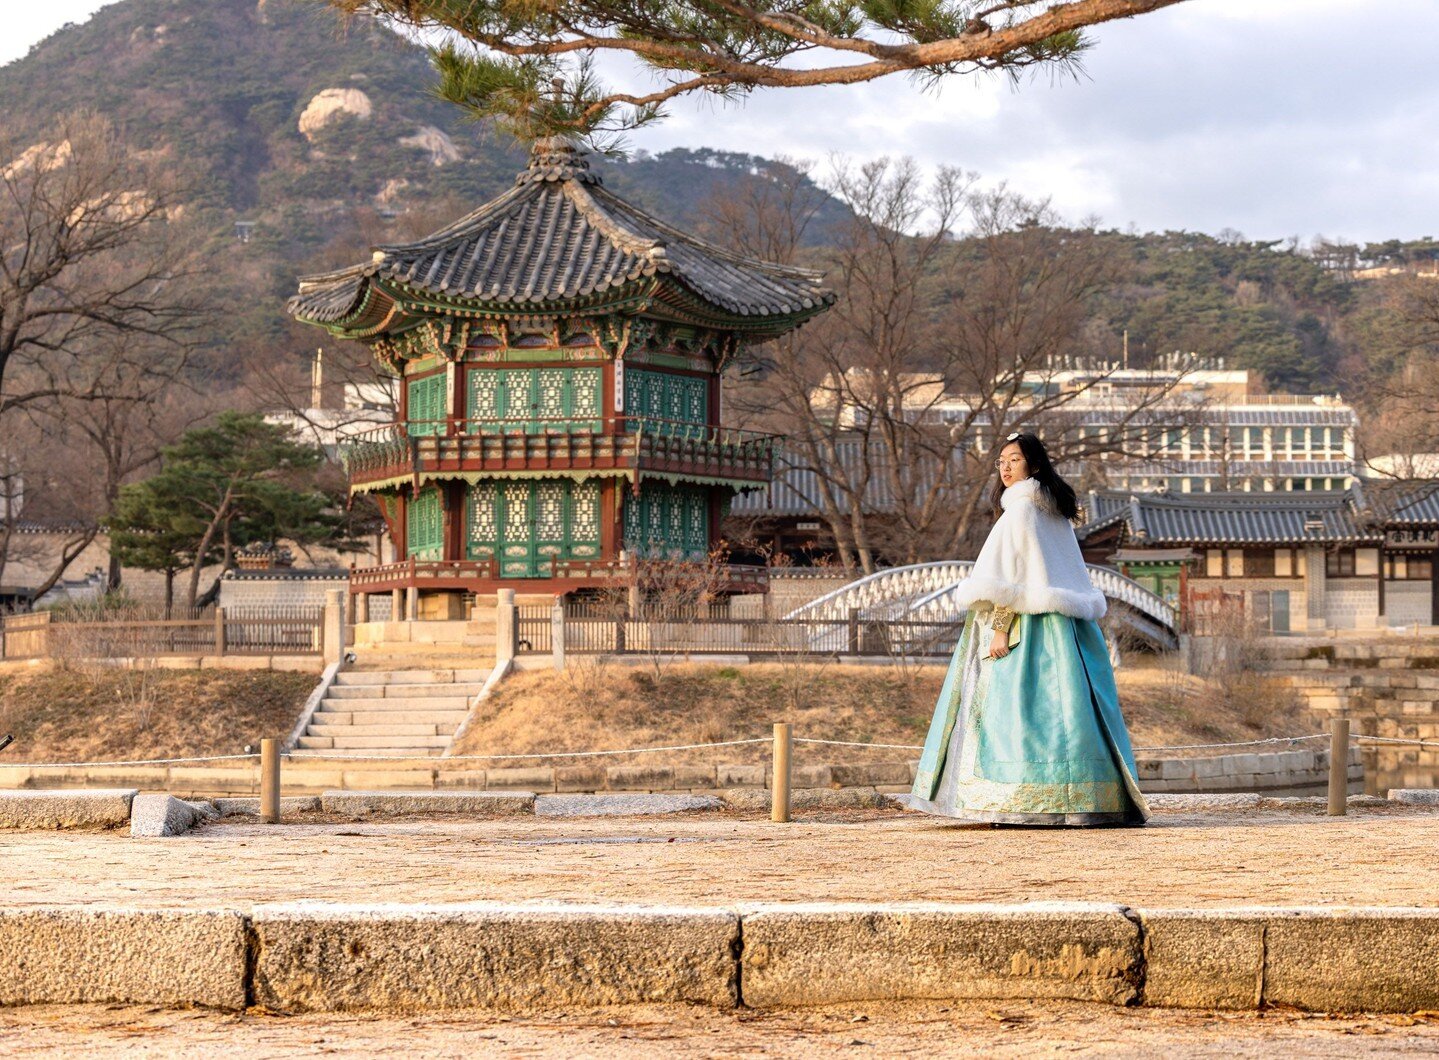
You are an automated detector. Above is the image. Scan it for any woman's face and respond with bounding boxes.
[997,441,1031,488]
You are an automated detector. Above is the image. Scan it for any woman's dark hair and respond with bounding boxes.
[989,432,1080,521]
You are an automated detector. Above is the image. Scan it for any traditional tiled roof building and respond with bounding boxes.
[289,138,834,615]
[1078,483,1439,632]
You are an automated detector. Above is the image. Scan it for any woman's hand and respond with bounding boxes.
[988,628,1011,660]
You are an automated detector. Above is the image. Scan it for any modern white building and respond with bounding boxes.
[825,358,1359,494]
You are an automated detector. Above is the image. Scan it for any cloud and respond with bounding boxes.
[629,0,1439,241]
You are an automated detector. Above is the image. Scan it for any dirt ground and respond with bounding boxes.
[4,1001,1439,1058]
[0,668,313,763]
[451,661,1313,765]
[6,805,1439,910]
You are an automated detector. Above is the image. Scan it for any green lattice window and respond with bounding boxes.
[624,369,708,436]
[406,372,447,437]
[466,367,601,434]
[466,479,602,577]
[407,487,444,560]
[623,482,709,559]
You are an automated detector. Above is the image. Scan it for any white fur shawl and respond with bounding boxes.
[950,477,1107,621]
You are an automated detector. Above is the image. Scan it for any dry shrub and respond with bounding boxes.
[0,668,314,763]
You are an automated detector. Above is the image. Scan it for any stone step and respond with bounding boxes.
[321,696,471,713]
[334,671,454,686]
[308,723,443,738]
[328,734,453,750]
[335,669,491,686]
[325,683,488,700]
[316,710,469,727]
[289,747,446,759]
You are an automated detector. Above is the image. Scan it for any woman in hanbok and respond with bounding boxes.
[910,432,1149,826]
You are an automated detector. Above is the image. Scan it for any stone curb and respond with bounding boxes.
[0,908,246,1008]
[320,790,536,817]
[534,793,724,817]
[130,794,207,838]
[251,903,740,1012]
[6,903,1439,1013]
[1389,788,1439,806]
[0,789,137,830]
[740,901,1142,1007]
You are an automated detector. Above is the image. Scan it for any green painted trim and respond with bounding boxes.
[350,475,414,496]
[419,469,635,486]
[640,471,766,491]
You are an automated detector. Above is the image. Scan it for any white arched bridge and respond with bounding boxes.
[783,562,1179,653]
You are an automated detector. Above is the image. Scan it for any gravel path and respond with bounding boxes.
[5,806,1439,909]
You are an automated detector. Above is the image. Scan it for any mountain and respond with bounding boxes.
[0,0,846,373]
[0,0,1423,397]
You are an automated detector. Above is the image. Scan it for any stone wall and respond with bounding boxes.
[1386,581,1432,626]
[729,572,851,619]
[1324,579,1380,629]
[1263,635,1439,792]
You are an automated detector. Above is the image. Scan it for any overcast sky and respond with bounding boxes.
[5,0,1436,243]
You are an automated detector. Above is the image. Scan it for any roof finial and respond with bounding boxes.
[517,135,600,187]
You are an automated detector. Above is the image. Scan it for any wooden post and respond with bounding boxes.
[1328,717,1350,816]
[551,599,565,671]
[260,738,281,824]
[847,608,860,655]
[495,588,517,665]
[771,722,792,823]
[214,607,226,657]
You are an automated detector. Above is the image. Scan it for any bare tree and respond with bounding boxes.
[0,113,202,598]
[723,159,1200,572]
[0,112,199,416]
[1353,276,1439,480]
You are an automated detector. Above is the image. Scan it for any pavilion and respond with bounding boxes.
[289,138,834,618]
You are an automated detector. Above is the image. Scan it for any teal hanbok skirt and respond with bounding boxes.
[910,611,1149,826]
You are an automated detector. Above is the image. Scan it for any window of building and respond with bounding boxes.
[1326,549,1356,578]
[1355,548,1379,576]
[1247,427,1266,458]
[1383,555,1432,580]
[1244,549,1275,577]
[1226,548,1245,576]
[1274,548,1295,578]
[1206,549,1225,577]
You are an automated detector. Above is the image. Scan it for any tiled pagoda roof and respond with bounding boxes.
[1077,488,1376,546]
[289,138,834,338]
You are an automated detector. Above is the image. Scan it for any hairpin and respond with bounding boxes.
[1006,432,1020,441]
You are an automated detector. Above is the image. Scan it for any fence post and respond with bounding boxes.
[323,589,345,665]
[551,599,565,671]
[495,588,517,666]
[847,607,860,655]
[771,722,792,823]
[214,607,226,657]
[260,738,281,824]
[1328,717,1350,816]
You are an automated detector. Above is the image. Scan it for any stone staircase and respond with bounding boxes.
[295,668,492,758]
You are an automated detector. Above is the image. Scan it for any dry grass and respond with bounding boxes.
[449,660,1316,764]
[0,669,315,763]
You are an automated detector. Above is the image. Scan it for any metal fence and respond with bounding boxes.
[516,602,966,659]
[1,606,325,660]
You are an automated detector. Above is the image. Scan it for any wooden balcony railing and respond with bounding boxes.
[339,418,777,488]
[347,557,768,593]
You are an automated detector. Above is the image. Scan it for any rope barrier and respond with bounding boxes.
[1352,734,1439,750]
[285,737,772,763]
[2,731,1433,772]
[1131,734,1330,753]
[8,753,262,769]
[794,738,925,751]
